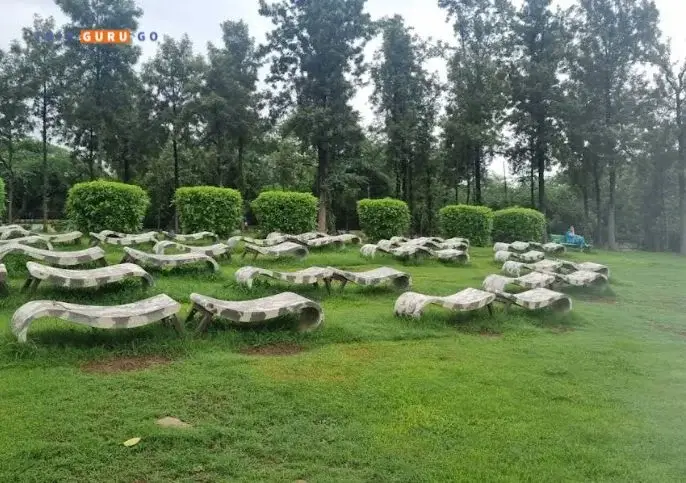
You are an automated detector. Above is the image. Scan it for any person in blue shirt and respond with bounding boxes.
[565,225,586,246]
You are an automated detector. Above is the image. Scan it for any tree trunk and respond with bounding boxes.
[41,86,49,231]
[677,92,686,254]
[237,137,245,194]
[406,155,413,231]
[88,128,95,180]
[503,160,508,204]
[473,144,482,204]
[172,133,180,232]
[316,143,329,232]
[530,162,535,208]
[607,164,617,250]
[466,176,471,204]
[592,157,602,245]
[426,169,434,235]
[536,145,545,218]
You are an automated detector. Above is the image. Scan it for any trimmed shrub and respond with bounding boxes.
[491,207,547,242]
[438,204,493,247]
[357,197,410,241]
[175,186,243,237]
[66,180,149,233]
[0,177,5,219]
[251,190,318,235]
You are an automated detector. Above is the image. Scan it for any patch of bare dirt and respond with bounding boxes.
[81,355,172,373]
[239,342,304,356]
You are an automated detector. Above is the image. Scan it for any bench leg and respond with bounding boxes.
[21,277,34,293]
[185,306,198,324]
[323,278,331,295]
[98,258,108,267]
[486,303,493,317]
[195,311,213,334]
[169,314,183,334]
[31,278,41,292]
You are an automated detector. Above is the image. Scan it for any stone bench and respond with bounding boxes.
[24,261,154,291]
[187,291,323,333]
[0,244,106,267]
[394,287,496,319]
[122,247,219,272]
[11,294,182,343]
[482,272,556,292]
[99,232,159,246]
[153,240,231,259]
[494,250,545,263]
[0,236,53,250]
[326,266,411,290]
[0,227,34,239]
[163,231,218,243]
[242,241,309,260]
[235,266,333,290]
[486,286,572,313]
[41,231,83,244]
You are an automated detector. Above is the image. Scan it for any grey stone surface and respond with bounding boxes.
[0,263,6,291]
[25,261,153,290]
[0,236,53,250]
[305,236,344,249]
[494,250,544,263]
[235,266,333,289]
[11,293,181,343]
[153,240,230,259]
[41,231,83,244]
[101,232,159,246]
[163,231,218,242]
[123,247,219,272]
[431,249,470,264]
[482,272,556,292]
[484,285,572,312]
[188,291,323,332]
[0,244,106,266]
[0,227,34,239]
[394,287,495,318]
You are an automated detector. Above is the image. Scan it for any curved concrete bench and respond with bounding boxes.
[0,263,7,293]
[332,233,361,245]
[305,236,344,249]
[24,261,154,291]
[100,232,159,246]
[442,237,469,247]
[389,236,409,245]
[89,230,126,243]
[0,227,34,239]
[42,231,83,244]
[326,266,411,290]
[122,247,219,272]
[431,249,470,264]
[573,261,610,278]
[541,242,565,254]
[360,243,432,260]
[153,240,230,259]
[163,231,218,242]
[231,235,286,247]
[0,244,106,267]
[11,294,181,343]
[439,239,469,251]
[394,287,496,319]
[486,287,572,313]
[494,250,545,263]
[502,258,609,278]
[235,266,333,290]
[547,269,609,289]
[0,236,53,250]
[242,241,309,260]
[404,237,443,250]
[0,224,24,234]
[187,291,323,333]
[482,272,556,292]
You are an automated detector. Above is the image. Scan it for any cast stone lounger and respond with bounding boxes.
[24,261,154,291]
[242,241,309,260]
[394,287,496,319]
[430,248,470,264]
[187,291,323,333]
[332,233,362,244]
[41,231,83,244]
[100,231,159,246]
[439,238,470,251]
[11,293,182,343]
[494,250,545,263]
[485,286,572,313]
[493,241,543,252]
[326,266,411,290]
[501,259,610,278]
[0,263,7,292]
[153,240,231,259]
[230,235,286,247]
[0,244,106,267]
[360,243,432,260]
[122,247,219,272]
[0,227,34,239]
[235,266,333,289]
[482,272,557,292]
[0,236,53,250]
[163,231,218,242]
[89,230,126,244]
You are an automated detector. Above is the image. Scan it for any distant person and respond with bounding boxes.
[565,225,586,246]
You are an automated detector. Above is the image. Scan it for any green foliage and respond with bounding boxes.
[66,180,150,233]
[438,204,493,246]
[0,177,5,219]
[357,197,410,240]
[174,186,243,237]
[251,190,318,235]
[492,207,547,242]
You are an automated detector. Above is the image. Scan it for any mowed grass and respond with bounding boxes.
[1,239,686,481]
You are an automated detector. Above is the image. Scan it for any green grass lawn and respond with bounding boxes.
[1,240,685,481]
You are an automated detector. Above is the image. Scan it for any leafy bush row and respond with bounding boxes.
[357,198,410,241]
[175,186,243,237]
[491,207,546,242]
[438,205,493,246]
[251,190,318,235]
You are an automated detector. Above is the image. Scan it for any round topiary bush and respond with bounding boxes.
[438,204,493,247]
[66,180,150,233]
[174,186,243,237]
[251,190,318,235]
[491,207,546,242]
[357,197,410,241]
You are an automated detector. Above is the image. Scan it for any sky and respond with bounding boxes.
[1,0,685,173]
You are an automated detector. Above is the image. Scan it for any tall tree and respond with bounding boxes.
[508,0,563,220]
[56,0,142,180]
[439,0,511,205]
[0,44,32,221]
[142,35,205,229]
[259,0,373,231]
[21,15,65,229]
[567,0,660,249]
[203,20,260,191]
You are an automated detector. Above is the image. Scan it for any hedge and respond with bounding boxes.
[66,180,150,233]
[357,198,410,241]
[0,177,5,219]
[438,204,493,247]
[175,186,243,237]
[251,190,318,235]
[491,207,547,242]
